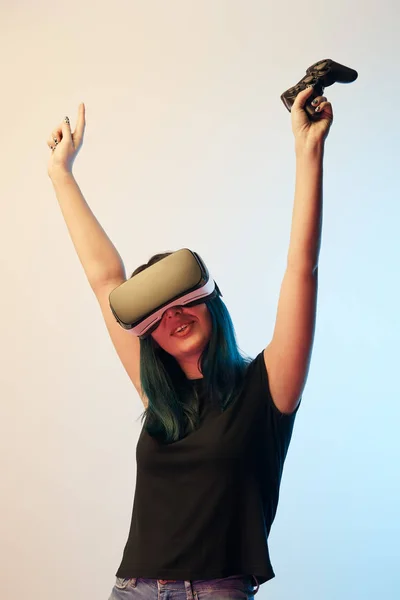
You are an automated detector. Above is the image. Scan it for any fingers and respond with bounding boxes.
[293,85,315,109]
[47,104,84,151]
[293,86,332,118]
[47,129,61,150]
[293,86,329,111]
[314,100,330,114]
[310,96,333,119]
[311,95,327,105]
[72,103,86,145]
[47,118,68,150]
[310,95,326,113]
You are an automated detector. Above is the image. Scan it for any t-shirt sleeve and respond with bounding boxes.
[249,351,300,466]
[251,350,301,414]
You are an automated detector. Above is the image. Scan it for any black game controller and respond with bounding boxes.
[281,59,358,121]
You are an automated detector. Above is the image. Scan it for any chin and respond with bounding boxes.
[171,336,206,352]
[167,332,210,357]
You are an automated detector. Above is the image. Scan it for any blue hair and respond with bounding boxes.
[132,253,253,444]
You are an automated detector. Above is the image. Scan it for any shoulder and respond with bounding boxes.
[263,346,301,415]
[242,350,300,417]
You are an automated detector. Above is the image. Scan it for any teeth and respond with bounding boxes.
[174,323,191,334]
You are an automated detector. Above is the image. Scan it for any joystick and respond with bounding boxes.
[281,59,358,121]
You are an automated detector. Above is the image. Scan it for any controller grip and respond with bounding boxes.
[281,81,325,122]
[281,59,358,119]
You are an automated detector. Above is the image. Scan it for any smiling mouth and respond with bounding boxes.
[171,322,194,336]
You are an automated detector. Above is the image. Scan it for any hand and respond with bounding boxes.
[47,103,86,178]
[291,86,333,150]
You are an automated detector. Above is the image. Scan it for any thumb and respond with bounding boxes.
[292,85,315,111]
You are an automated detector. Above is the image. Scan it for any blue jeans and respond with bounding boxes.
[108,574,260,599]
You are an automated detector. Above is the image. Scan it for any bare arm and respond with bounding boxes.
[50,170,125,287]
[50,170,145,404]
[264,88,333,414]
[47,106,144,405]
[264,146,322,413]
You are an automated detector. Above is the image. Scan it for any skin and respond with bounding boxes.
[150,88,333,410]
[149,88,334,393]
[150,304,212,379]
[262,86,333,413]
[48,85,333,413]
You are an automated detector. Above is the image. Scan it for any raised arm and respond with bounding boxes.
[47,106,145,405]
[264,86,333,414]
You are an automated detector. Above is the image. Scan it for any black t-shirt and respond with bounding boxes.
[116,350,299,585]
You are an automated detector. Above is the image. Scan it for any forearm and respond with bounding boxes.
[287,143,324,272]
[50,169,126,288]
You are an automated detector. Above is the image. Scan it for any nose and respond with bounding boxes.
[163,305,183,319]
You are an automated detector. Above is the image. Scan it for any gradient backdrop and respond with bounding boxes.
[1,1,399,599]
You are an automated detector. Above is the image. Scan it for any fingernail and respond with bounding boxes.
[64,116,70,125]
[315,106,321,112]
[312,98,319,105]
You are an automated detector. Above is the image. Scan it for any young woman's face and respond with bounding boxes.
[150,303,212,375]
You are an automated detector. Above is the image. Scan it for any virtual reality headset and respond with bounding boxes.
[109,248,221,338]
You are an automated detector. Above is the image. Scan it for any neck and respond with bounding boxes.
[178,356,204,380]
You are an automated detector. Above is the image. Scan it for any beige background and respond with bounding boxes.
[1,1,399,599]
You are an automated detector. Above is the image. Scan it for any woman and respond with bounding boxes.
[47,85,333,599]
